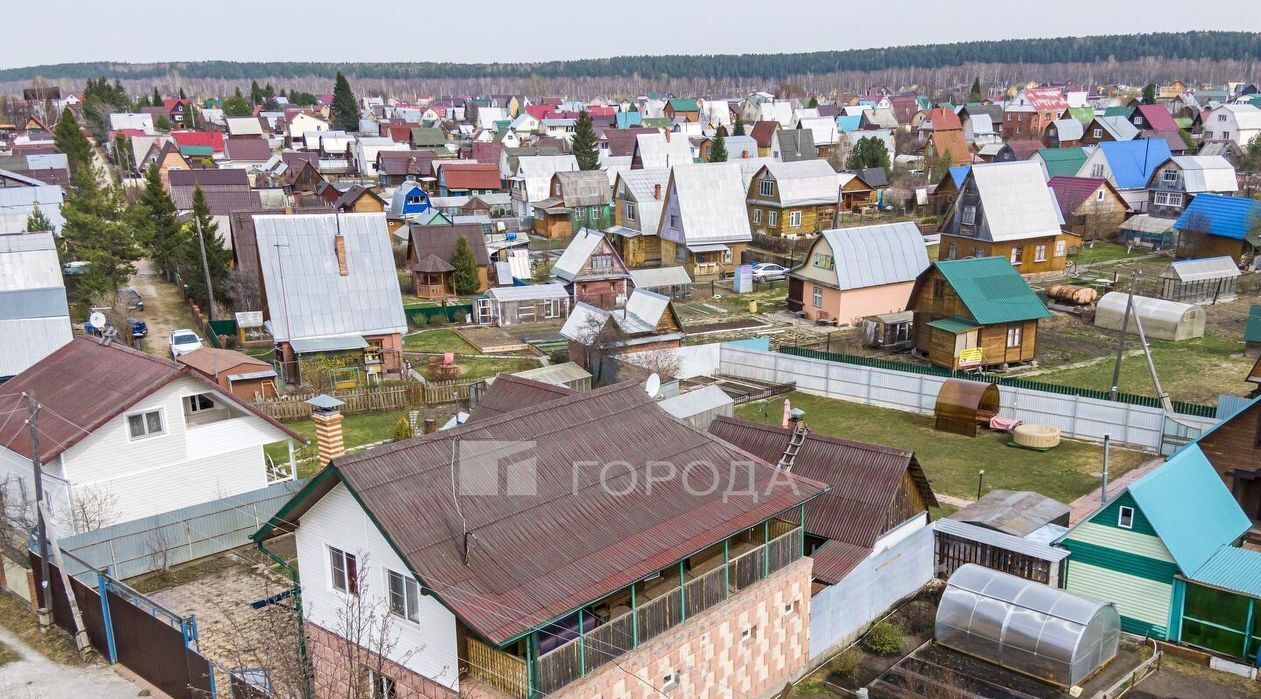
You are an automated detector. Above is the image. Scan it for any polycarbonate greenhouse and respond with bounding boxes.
[935,564,1120,688]
[1094,292,1205,342]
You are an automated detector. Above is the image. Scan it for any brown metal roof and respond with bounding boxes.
[750,120,778,147]
[708,416,936,563]
[467,374,574,423]
[810,540,870,584]
[168,168,250,187]
[0,337,302,464]
[407,223,491,267]
[261,382,828,645]
[224,138,272,162]
[171,186,261,215]
[439,162,501,191]
[176,347,271,379]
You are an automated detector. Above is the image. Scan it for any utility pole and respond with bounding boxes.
[194,215,216,320]
[27,392,51,630]
[1109,270,1138,400]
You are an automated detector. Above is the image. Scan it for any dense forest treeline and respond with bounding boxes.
[3,32,1259,85]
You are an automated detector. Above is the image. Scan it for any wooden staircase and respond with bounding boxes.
[776,421,809,472]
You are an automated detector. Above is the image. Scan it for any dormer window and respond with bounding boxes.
[758,179,774,197]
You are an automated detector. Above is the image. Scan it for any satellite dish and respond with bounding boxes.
[644,373,661,398]
[89,312,106,329]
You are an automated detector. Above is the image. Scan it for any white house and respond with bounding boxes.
[0,231,72,378]
[0,337,302,535]
[1202,104,1261,149]
[286,113,329,143]
[508,154,578,217]
[351,136,407,177]
[108,112,155,135]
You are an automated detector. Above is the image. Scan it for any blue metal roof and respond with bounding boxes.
[1126,445,1252,575]
[1192,545,1261,599]
[1099,140,1172,189]
[949,165,971,188]
[616,111,642,129]
[836,115,862,133]
[1173,194,1261,240]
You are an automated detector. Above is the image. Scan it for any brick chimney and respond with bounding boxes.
[653,183,661,200]
[307,395,346,464]
[334,232,348,276]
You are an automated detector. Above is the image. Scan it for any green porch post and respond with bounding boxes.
[526,631,536,698]
[723,539,730,598]
[1243,598,1256,661]
[763,520,771,577]
[630,584,638,647]
[679,561,687,621]
[578,609,586,676]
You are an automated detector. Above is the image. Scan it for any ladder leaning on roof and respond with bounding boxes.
[776,421,809,472]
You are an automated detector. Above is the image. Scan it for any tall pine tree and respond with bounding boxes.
[152,86,162,107]
[571,110,599,171]
[969,77,983,102]
[53,107,92,181]
[1141,83,1157,105]
[450,236,479,295]
[181,186,230,311]
[733,116,745,136]
[61,166,140,302]
[24,205,53,232]
[331,72,359,131]
[709,131,728,162]
[136,164,184,277]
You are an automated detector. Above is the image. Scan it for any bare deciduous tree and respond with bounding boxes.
[68,485,119,533]
[322,552,421,699]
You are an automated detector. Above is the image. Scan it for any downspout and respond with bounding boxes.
[256,539,314,698]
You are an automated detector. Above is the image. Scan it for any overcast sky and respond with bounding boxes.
[5,0,1261,68]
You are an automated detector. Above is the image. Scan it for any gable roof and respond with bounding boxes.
[775,129,816,161]
[933,257,1051,324]
[552,170,611,207]
[808,222,930,290]
[0,336,300,464]
[757,160,840,206]
[1124,444,1251,575]
[257,381,828,645]
[666,98,699,112]
[551,228,619,281]
[707,416,935,583]
[177,346,272,377]
[254,213,407,342]
[224,138,272,162]
[439,162,500,190]
[634,132,692,169]
[1098,140,1172,189]
[1047,176,1112,219]
[1092,116,1139,141]
[168,168,249,187]
[1048,118,1084,142]
[1002,140,1042,161]
[466,374,574,423]
[1173,193,1261,240]
[663,163,751,245]
[1133,104,1179,131]
[749,120,778,147]
[966,161,1063,241]
[407,223,491,267]
[561,288,676,341]
[1163,155,1238,193]
[1037,147,1089,178]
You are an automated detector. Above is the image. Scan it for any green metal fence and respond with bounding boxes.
[777,346,1217,418]
[203,319,237,348]
[403,303,474,326]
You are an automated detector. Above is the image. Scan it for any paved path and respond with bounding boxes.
[0,624,148,699]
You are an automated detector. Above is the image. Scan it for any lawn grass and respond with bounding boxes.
[736,391,1148,503]
[0,640,19,665]
[0,591,87,665]
[1070,242,1141,268]
[265,410,409,469]
[1032,331,1251,405]
[455,355,539,380]
[403,328,477,353]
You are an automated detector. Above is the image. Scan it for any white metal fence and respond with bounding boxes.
[55,479,305,581]
[809,520,934,660]
[719,346,1218,454]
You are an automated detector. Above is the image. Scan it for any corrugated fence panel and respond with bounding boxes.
[719,347,1219,454]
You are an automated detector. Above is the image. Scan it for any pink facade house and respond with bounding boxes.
[787,222,932,325]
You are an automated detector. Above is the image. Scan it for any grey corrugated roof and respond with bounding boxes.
[553,170,612,207]
[254,213,407,342]
[966,161,1063,242]
[484,283,569,302]
[512,361,591,386]
[932,518,1069,562]
[629,266,692,288]
[949,489,1070,537]
[1159,256,1240,282]
[551,229,607,281]
[658,385,733,419]
[810,222,930,290]
[661,163,752,246]
[756,160,841,206]
[0,288,70,320]
[0,183,64,234]
[289,335,370,353]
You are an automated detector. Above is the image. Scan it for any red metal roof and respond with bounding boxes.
[750,120,778,147]
[524,104,555,120]
[170,130,225,153]
[1021,87,1069,112]
[1133,105,1179,132]
[924,107,962,131]
[265,382,827,644]
[1047,176,1109,219]
[0,337,302,464]
[1004,140,1042,161]
[439,162,501,191]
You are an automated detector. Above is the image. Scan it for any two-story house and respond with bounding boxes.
[562,288,685,369]
[1201,104,1261,149]
[1144,155,1239,220]
[939,161,1079,276]
[657,163,752,279]
[909,257,1050,370]
[253,381,825,699]
[1003,88,1068,140]
[0,337,302,535]
[606,168,670,269]
[746,160,841,236]
[551,228,632,308]
[531,170,614,238]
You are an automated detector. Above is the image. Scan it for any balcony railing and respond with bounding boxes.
[532,525,802,696]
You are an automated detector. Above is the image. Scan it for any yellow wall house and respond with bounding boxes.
[939,160,1080,276]
[606,168,671,269]
[746,160,841,237]
[657,163,752,279]
[788,222,931,325]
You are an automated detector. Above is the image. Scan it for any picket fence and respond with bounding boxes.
[249,382,476,419]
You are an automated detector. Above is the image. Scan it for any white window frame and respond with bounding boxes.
[543,298,560,319]
[662,672,679,691]
[329,546,358,595]
[783,601,797,616]
[768,210,779,227]
[752,208,761,224]
[1034,244,1047,263]
[1091,164,1106,178]
[1010,246,1023,265]
[960,205,976,226]
[1092,128,1103,138]
[184,394,216,414]
[1118,505,1135,529]
[1006,325,1022,348]
[1161,169,1180,184]
[758,179,774,197]
[387,569,421,624]
[368,670,397,699]
[126,408,166,441]
[788,210,802,228]
[669,214,679,230]
[1096,190,1105,201]
[812,287,823,308]
[1154,191,1184,208]
[1054,240,1067,257]
[1218,114,1228,122]
[623,202,637,222]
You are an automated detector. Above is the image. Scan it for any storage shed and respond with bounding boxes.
[657,385,734,430]
[935,564,1121,688]
[1157,256,1240,304]
[1094,292,1205,341]
[934,379,1000,437]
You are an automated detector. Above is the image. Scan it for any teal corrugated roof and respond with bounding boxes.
[1174,194,1261,241]
[1192,545,1261,598]
[927,317,980,333]
[1103,106,1133,117]
[1127,445,1252,575]
[1037,147,1088,178]
[1246,305,1261,343]
[934,257,1051,325]
[667,98,699,112]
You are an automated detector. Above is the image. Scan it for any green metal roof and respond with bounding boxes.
[1037,147,1088,178]
[1126,444,1252,576]
[178,145,214,157]
[926,317,980,334]
[1066,107,1095,125]
[1103,106,1133,117]
[410,127,445,147]
[667,98,699,112]
[1245,305,1261,343]
[933,257,1051,325]
[1192,545,1261,599]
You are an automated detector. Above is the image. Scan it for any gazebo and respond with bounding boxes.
[934,378,1001,437]
[411,254,456,299]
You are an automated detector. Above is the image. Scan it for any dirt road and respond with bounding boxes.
[0,624,146,699]
[129,259,196,357]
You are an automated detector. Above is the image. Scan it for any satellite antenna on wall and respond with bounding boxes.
[88,312,106,329]
[644,373,661,399]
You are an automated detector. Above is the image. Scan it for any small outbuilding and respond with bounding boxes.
[935,564,1121,688]
[657,385,735,430]
[1094,292,1206,341]
[1157,256,1240,304]
[934,379,1000,437]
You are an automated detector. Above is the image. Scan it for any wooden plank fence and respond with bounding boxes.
[251,381,478,419]
[465,637,527,698]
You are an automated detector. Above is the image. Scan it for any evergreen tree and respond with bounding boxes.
[154,114,172,132]
[136,164,184,276]
[450,236,479,295]
[53,107,92,181]
[807,96,818,108]
[136,94,150,108]
[152,86,162,106]
[1141,83,1157,105]
[250,80,263,105]
[180,186,230,311]
[222,87,252,117]
[571,110,599,171]
[846,136,891,172]
[24,205,53,232]
[709,130,728,162]
[178,86,186,100]
[331,72,359,131]
[969,77,983,102]
[61,166,140,301]
[733,116,745,136]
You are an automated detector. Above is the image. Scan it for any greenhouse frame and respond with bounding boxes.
[1094,292,1206,342]
[1157,257,1240,304]
[935,564,1120,688]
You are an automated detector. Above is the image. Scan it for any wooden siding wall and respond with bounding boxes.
[938,234,1073,275]
[1176,232,1247,261]
[1196,403,1261,521]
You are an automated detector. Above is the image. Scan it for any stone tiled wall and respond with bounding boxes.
[550,555,814,699]
[306,621,457,699]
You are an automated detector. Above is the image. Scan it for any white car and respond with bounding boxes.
[169,329,204,357]
[751,263,788,282]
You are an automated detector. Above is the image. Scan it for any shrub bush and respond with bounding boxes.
[411,314,430,329]
[827,647,862,683]
[392,416,413,441]
[901,600,936,635]
[452,310,467,324]
[862,620,904,655]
